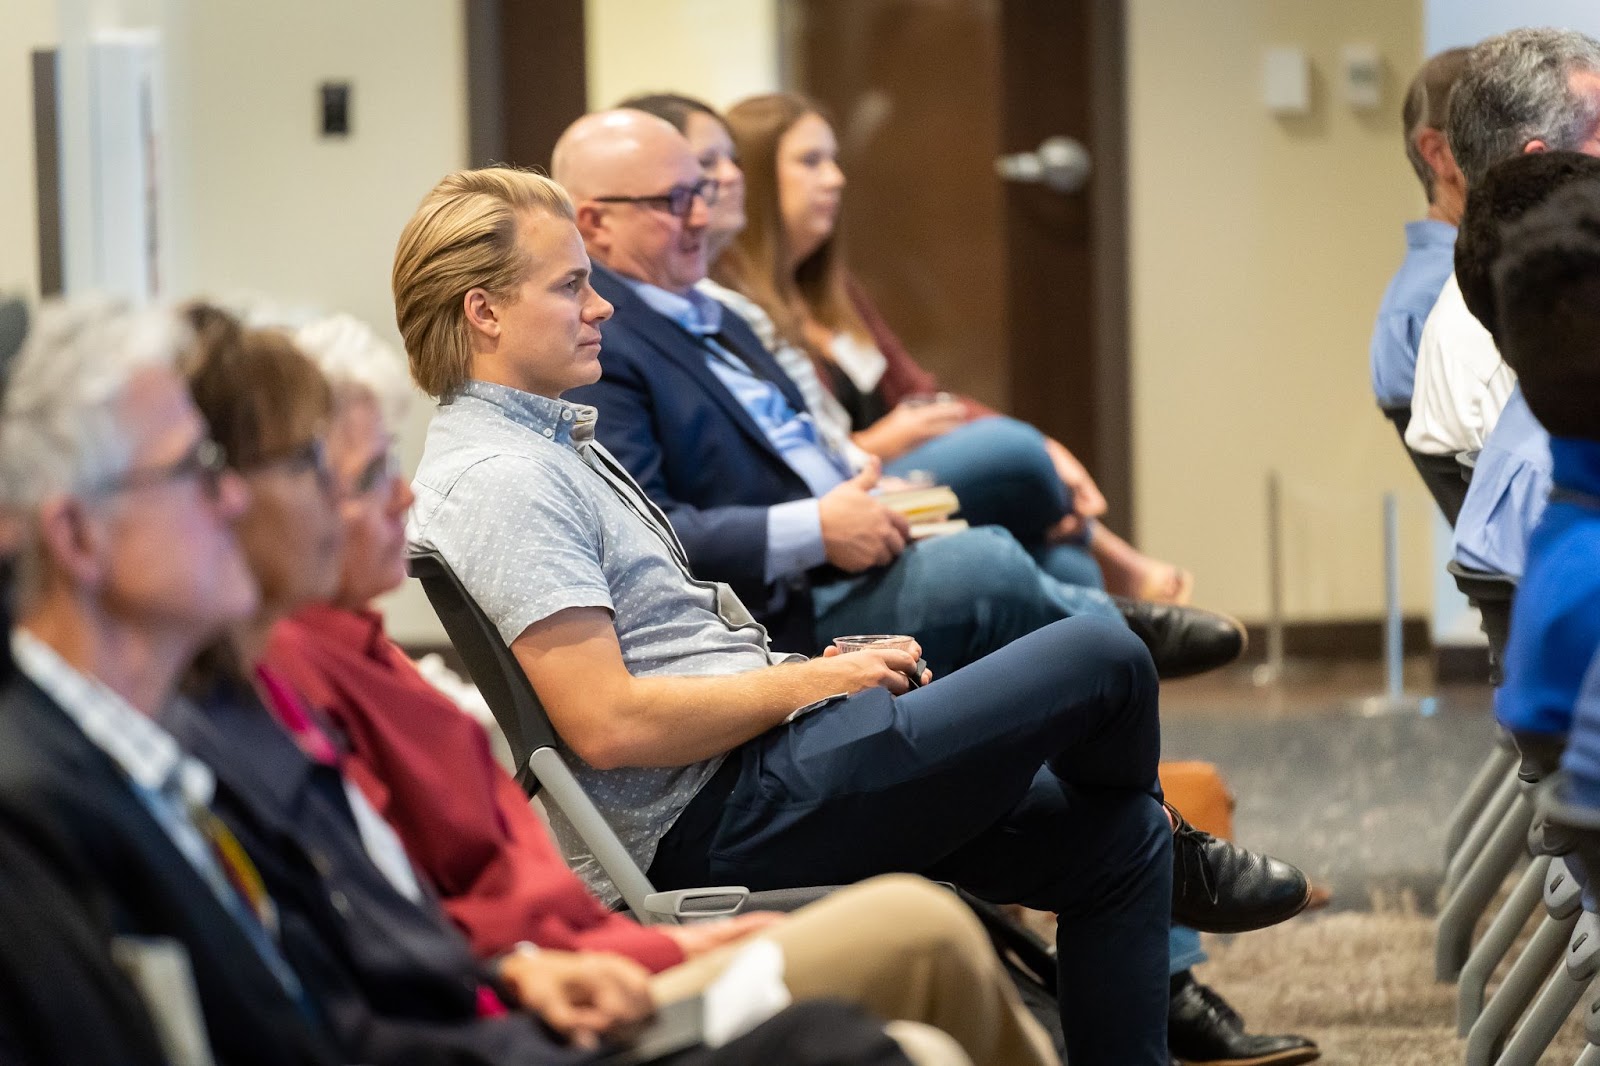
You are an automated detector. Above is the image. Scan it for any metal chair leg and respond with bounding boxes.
[1466,912,1580,1066]
[1494,911,1600,1066]
[1574,1044,1600,1066]
[1450,744,1523,863]
[1439,793,1537,981]
[1459,856,1553,1033]
[1449,770,1524,895]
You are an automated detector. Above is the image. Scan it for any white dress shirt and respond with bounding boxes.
[1406,272,1518,456]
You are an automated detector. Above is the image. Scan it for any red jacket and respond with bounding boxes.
[264,605,684,972]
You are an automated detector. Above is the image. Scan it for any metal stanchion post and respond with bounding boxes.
[1354,491,1436,716]
[1252,470,1286,687]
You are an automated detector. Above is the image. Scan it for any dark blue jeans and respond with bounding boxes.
[885,416,1068,542]
[812,525,1121,679]
[883,415,1111,590]
[649,617,1172,1066]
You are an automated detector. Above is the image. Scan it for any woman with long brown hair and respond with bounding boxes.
[709,92,1193,605]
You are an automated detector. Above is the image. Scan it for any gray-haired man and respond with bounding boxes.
[1408,28,1600,459]
[0,301,340,1065]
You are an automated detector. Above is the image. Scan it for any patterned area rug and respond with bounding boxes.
[1195,894,1590,1065]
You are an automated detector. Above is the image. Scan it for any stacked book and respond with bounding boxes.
[876,485,968,540]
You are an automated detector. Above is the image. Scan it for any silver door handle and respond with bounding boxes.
[995,135,1091,194]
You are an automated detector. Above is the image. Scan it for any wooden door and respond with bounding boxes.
[784,0,1131,521]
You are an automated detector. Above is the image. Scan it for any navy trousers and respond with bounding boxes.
[649,616,1172,1066]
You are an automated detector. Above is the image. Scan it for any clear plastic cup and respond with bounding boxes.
[832,634,918,655]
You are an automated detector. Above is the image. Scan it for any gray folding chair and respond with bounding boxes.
[1449,561,1518,681]
[407,547,1067,1011]
[1411,447,1471,526]
[407,548,820,923]
[1437,781,1537,981]
[1458,854,1555,1030]
[1463,856,1583,1065]
[1447,739,1521,866]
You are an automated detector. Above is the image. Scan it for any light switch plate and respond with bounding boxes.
[1263,46,1311,115]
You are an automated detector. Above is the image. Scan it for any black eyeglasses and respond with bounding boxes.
[91,438,229,499]
[593,177,720,220]
[247,437,334,493]
[346,444,402,500]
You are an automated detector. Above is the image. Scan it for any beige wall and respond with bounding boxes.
[5,1,1435,631]
[585,0,779,109]
[0,0,461,641]
[0,0,58,298]
[1127,0,1434,621]
[151,0,466,642]
[588,0,1435,622]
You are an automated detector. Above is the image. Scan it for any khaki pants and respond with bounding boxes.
[650,875,1059,1066]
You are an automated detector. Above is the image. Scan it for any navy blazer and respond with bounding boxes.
[0,816,169,1066]
[164,679,589,1066]
[567,264,823,652]
[0,676,341,1066]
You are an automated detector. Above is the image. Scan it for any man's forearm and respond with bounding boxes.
[590,661,843,769]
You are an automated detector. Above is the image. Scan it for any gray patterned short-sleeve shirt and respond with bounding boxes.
[408,380,793,904]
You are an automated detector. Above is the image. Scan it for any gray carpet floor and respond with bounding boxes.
[1197,901,1589,1065]
[1155,661,1588,1064]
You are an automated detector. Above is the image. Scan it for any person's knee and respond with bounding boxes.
[961,418,1056,487]
[1048,614,1157,703]
[931,528,1047,605]
[847,875,995,976]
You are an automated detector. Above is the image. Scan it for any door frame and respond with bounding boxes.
[780,0,1134,527]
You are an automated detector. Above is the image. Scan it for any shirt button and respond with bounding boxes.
[561,410,573,421]
[543,428,554,438]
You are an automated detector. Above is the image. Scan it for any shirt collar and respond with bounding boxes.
[11,627,214,806]
[451,379,598,448]
[1406,218,1457,249]
[620,275,723,337]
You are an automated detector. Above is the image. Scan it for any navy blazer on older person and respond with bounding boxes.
[0,676,342,1066]
[163,677,590,1066]
[566,263,822,651]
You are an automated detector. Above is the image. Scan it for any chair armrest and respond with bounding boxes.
[641,887,751,924]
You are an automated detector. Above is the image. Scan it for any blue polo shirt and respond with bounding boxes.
[1453,388,1552,579]
[1560,651,1600,808]
[1496,437,1600,738]
[1370,219,1457,411]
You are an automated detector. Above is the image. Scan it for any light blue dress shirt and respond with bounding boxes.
[623,279,853,582]
[1370,219,1458,410]
[1453,387,1551,579]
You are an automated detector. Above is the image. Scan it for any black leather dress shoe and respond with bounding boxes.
[1169,804,1311,933]
[1113,598,1246,679]
[1169,972,1320,1065]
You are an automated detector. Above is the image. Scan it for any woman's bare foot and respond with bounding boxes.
[1089,525,1194,605]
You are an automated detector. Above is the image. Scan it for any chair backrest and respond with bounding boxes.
[1447,559,1518,669]
[1409,448,1470,527]
[406,549,555,795]
[406,548,667,915]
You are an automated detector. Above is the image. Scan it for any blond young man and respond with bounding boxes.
[396,166,1308,1066]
